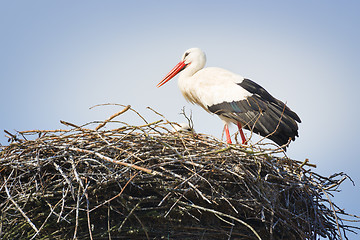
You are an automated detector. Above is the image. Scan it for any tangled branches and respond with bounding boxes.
[0,105,359,239]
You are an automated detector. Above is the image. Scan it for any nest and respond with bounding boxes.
[1,105,359,240]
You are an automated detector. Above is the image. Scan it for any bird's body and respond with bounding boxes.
[157,48,301,149]
[178,67,251,112]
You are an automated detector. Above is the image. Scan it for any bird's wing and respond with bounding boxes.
[205,78,301,147]
[238,79,301,123]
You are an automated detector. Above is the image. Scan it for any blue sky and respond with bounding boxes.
[1,1,360,237]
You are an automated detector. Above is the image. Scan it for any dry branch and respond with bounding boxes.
[1,106,359,240]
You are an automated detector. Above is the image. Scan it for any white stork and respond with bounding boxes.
[157,48,301,149]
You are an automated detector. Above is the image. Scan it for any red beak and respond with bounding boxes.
[157,61,187,87]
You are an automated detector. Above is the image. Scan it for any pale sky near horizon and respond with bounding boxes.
[1,1,360,237]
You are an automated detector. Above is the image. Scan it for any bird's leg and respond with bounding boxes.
[224,124,232,144]
[237,122,247,145]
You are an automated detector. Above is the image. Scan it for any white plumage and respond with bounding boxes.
[157,48,301,149]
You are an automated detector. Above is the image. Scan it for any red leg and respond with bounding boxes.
[237,122,247,145]
[224,124,232,144]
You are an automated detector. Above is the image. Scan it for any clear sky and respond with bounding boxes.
[1,1,359,237]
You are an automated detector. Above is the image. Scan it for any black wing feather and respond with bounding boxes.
[208,78,301,148]
[240,79,301,123]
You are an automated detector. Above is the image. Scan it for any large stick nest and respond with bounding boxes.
[1,105,359,239]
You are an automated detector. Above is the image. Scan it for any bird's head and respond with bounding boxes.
[157,48,206,87]
[181,48,206,66]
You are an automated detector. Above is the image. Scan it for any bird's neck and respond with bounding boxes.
[177,59,206,103]
[178,64,200,91]
[177,65,203,105]
[179,60,204,82]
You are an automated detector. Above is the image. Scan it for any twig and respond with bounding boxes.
[73,186,81,240]
[85,189,93,240]
[95,105,131,131]
[321,187,343,239]
[159,166,212,204]
[118,201,141,231]
[64,146,158,175]
[90,103,148,124]
[60,120,81,129]
[4,183,39,234]
[90,171,140,213]
[181,201,262,240]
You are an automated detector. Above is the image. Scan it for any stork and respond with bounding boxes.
[157,48,301,149]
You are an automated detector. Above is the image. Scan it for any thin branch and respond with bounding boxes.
[95,105,131,131]
[181,202,262,240]
[4,183,39,234]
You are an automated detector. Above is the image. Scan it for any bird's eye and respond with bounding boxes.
[184,52,190,59]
